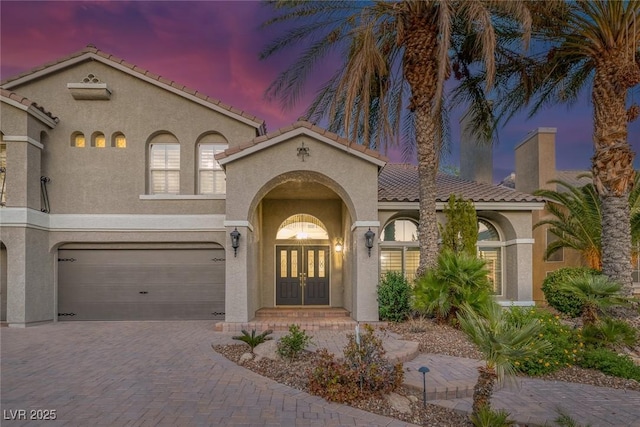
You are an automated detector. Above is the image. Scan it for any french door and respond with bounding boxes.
[276,245,329,305]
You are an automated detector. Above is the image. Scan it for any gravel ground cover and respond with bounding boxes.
[213,315,640,426]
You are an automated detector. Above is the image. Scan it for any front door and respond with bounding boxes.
[276,245,329,305]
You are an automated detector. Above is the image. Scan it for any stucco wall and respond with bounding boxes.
[8,60,259,215]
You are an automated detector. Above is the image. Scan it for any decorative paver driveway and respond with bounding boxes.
[1,321,415,426]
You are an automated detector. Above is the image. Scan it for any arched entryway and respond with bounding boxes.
[275,214,330,305]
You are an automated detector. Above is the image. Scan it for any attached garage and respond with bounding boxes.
[58,245,225,321]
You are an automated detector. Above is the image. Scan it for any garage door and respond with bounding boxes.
[58,248,225,320]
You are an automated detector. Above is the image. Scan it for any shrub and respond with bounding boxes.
[308,324,403,403]
[277,324,313,360]
[377,271,412,322]
[541,267,597,317]
[413,250,492,325]
[469,406,515,427]
[439,194,478,257]
[505,307,583,376]
[577,347,640,381]
[581,318,637,350]
[232,329,273,352]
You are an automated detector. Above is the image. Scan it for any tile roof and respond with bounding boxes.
[555,170,592,189]
[0,45,264,131]
[378,163,544,203]
[0,88,58,122]
[215,120,388,163]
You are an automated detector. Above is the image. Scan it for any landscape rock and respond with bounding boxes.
[386,392,412,414]
[238,352,254,364]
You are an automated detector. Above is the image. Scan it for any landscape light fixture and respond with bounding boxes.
[418,366,430,408]
[230,228,241,257]
[364,228,375,257]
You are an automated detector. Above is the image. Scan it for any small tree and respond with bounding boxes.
[458,302,550,416]
[439,194,478,257]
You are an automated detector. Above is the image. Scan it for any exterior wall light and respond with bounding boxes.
[364,228,375,257]
[335,238,343,253]
[230,227,241,257]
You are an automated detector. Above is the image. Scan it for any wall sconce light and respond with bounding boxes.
[364,228,375,257]
[335,238,343,253]
[230,227,241,257]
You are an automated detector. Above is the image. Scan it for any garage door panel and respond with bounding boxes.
[58,248,225,321]
[61,264,225,286]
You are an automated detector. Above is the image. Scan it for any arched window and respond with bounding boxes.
[197,133,228,195]
[71,132,85,147]
[148,133,180,194]
[92,132,106,148]
[477,219,503,295]
[276,214,329,240]
[112,132,126,148]
[380,218,419,281]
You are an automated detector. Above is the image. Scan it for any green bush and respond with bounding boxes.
[276,324,313,360]
[581,318,637,350]
[413,250,492,325]
[542,268,598,317]
[308,324,403,403]
[377,271,412,322]
[232,329,273,352]
[505,307,583,376]
[469,406,515,427]
[578,347,640,381]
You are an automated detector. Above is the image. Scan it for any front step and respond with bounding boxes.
[215,308,363,332]
[254,307,351,319]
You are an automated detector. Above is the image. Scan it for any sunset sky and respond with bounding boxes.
[1,0,638,182]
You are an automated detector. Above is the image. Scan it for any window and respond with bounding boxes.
[92,132,106,148]
[72,132,85,147]
[0,143,6,205]
[477,219,503,295]
[198,143,226,194]
[276,214,329,240]
[546,229,564,262]
[149,143,180,194]
[380,219,419,280]
[112,133,126,148]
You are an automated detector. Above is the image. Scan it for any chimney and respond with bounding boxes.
[514,128,557,194]
[459,110,493,184]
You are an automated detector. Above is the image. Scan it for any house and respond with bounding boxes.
[0,46,544,328]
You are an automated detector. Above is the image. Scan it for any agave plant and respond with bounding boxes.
[232,329,273,352]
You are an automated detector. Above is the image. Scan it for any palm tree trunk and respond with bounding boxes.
[402,15,440,276]
[592,57,636,295]
[472,366,497,415]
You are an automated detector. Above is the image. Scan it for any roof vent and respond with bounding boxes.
[67,73,111,100]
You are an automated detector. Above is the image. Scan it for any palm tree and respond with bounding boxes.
[496,1,640,294]
[559,273,629,325]
[534,174,640,270]
[457,302,550,416]
[261,1,535,274]
[535,178,603,269]
[413,250,492,324]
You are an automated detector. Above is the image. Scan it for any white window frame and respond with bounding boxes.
[198,143,227,195]
[477,218,504,297]
[379,218,420,280]
[149,143,180,195]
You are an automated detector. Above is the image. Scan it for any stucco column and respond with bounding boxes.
[2,226,54,327]
[503,239,535,305]
[224,223,252,322]
[351,223,380,322]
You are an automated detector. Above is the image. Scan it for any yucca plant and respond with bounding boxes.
[458,302,550,416]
